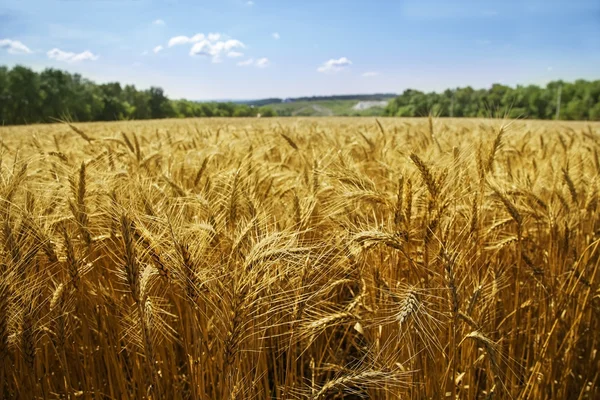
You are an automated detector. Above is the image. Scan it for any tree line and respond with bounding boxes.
[0,65,275,125]
[384,80,600,120]
[1,64,599,125]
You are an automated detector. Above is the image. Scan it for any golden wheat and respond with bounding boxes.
[0,117,597,399]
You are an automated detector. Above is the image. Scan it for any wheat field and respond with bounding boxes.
[0,117,598,399]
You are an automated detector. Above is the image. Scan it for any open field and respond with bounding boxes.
[0,117,599,399]
[265,100,388,116]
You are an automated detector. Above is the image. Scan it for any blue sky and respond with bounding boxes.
[1,0,599,99]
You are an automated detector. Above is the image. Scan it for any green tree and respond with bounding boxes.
[258,106,276,117]
[589,102,600,121]
[98,83,127,121]
[149,87,174,119]
[233,105,253,117]
[40,68,74,121]
[0,66,8,124]
[7,66,43,124]
[132,90,152,119]
[1,64,600,125]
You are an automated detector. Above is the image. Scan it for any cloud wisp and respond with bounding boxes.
[237,57,269,68]
[47,48,99,63]
[168,33,206,47]
[317,57,352,73]
[190,39,244,62]
[362,71,379,77]
[0,39,32,54]
[166,33,246,63]
[255,57,269,68]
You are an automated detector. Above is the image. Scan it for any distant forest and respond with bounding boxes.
[0,64,599,125]
[384,80,600,120]
[0,65,276,125]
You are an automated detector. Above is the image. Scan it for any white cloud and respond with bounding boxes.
[167,33,224,48]
[237,58,254,66]
[362,71,379,77]
[237,57,269,68]
[153,45,164,54]
[247,1,254,5]
[190,38,245,62]
[166,33,247,63]
[272,32,280,40]
[47,48,99,63]
[168,33,205,47]
[255,57,269,68]
[153,19,165,26]
[317,57,352,73]
[0,39,32,54]
[70,51,98,62]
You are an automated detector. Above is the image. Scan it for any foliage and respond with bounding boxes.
[236,98,283,107]
[0,65,274,125]
[1,63,599,124]
[385,80,600,120]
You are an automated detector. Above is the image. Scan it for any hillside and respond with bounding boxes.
[264,98,392,116]
[229,94,396,116]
